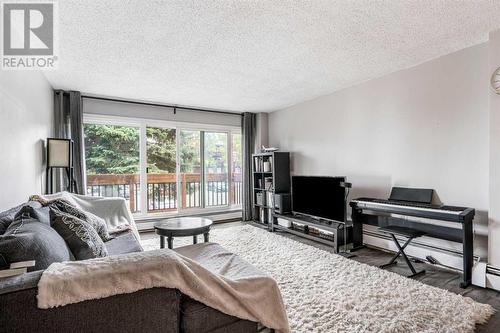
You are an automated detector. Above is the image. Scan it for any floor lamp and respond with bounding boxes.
[46,138,76,194]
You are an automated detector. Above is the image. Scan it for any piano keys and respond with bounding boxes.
[351,197,474,222]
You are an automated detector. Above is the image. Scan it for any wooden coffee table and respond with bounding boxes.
[154,217,213,249]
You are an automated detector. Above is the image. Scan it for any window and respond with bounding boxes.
[231,133,242,206]
[204,131,228,207]
[146,127,177,212]
[84,124,141,212]
[83,117,242,217]
[180,130,202,209]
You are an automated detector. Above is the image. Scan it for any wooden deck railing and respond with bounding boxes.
[86,173,242,213]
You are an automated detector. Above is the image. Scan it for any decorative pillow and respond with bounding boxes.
[14,203,50,225]
[0,204,24,235]
[34,197,112,241]
[50,208,108,260]
[0,214,72,271]
[0,201,44,235]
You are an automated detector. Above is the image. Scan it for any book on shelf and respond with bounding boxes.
[263,158,272,172]
[264,177,273,190]
[266,208,274,223]
[256,192,264,205]
[266,191,274,207]
[254,157,263,172]
[256,207,274,224]
[259,207,266,223]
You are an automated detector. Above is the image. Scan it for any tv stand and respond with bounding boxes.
[271,213,352,253]
[293,213,334,228]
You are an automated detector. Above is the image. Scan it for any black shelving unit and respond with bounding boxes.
[252,152,290,225]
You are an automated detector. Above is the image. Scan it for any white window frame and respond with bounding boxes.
[83,114,242,220]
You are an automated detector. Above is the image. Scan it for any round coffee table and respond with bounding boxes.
[154,217,213,249]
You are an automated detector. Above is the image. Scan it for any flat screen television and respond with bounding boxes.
[291,176,346,222]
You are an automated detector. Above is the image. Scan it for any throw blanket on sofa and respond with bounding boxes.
[37,243,290,333]
[32,192,140,241]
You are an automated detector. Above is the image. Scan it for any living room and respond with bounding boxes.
[1,1,500,332]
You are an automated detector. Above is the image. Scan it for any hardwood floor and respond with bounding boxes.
[141,221,500,332]
[267,227,500,333]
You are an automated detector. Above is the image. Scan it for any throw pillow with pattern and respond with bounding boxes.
[31,196,112,241]
[49,207,108,260]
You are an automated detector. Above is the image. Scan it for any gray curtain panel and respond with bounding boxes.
[53,90,86,194]
[242,112,256,221]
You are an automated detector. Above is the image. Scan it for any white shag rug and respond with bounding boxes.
[141,225,494,333]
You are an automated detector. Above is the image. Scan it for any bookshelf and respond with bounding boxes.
[252,152,290,225]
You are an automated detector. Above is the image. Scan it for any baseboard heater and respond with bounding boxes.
[484,265,500,291]
[136,210,242,232]
[486,265,500,277]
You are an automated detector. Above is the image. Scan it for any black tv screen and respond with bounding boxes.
[292,176,346,222]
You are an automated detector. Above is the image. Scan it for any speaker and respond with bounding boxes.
[274,193,291,214]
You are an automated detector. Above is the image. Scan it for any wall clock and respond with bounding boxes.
[491,67,500,94]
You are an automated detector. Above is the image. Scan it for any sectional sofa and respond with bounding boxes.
[0,197,258,333]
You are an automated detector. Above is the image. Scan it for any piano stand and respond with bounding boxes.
[378,226,426,278]
[350,197,475,288]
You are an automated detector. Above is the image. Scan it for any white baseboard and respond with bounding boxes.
[473,262,487,288]
[136,211,242,231]
[362,226,494,289]
[486,265,500,290]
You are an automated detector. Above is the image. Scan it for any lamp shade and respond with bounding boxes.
[47,138,72,168]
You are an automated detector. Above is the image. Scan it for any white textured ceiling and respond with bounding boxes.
[45,0,500,112]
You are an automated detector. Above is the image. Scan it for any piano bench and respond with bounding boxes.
[378,226,426,278]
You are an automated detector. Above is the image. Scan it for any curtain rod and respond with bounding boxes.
[82,95,244,117]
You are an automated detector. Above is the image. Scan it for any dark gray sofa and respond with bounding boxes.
[0,201,258,333]
[0,271,257,333]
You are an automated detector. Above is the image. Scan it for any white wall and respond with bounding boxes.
[489,30,500,270]
[0,71,53,211]
[255,113,269,152]
[268,43,490,262]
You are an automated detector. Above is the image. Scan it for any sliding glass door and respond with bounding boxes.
[180,130,202,209]
[84,123,141,212]
[84,117,241,217]
[146,127,177,213]
[204,132,229,207]
[231,133,242,206]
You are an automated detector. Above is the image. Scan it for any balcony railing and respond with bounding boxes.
[86,173,242,213]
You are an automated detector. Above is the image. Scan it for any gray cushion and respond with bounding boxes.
[47,199,111,241]
[0,201,44,235]
[15,203,50,225]
[0,215,72,271]
[50,208,108,260]
[104,231,143,256]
